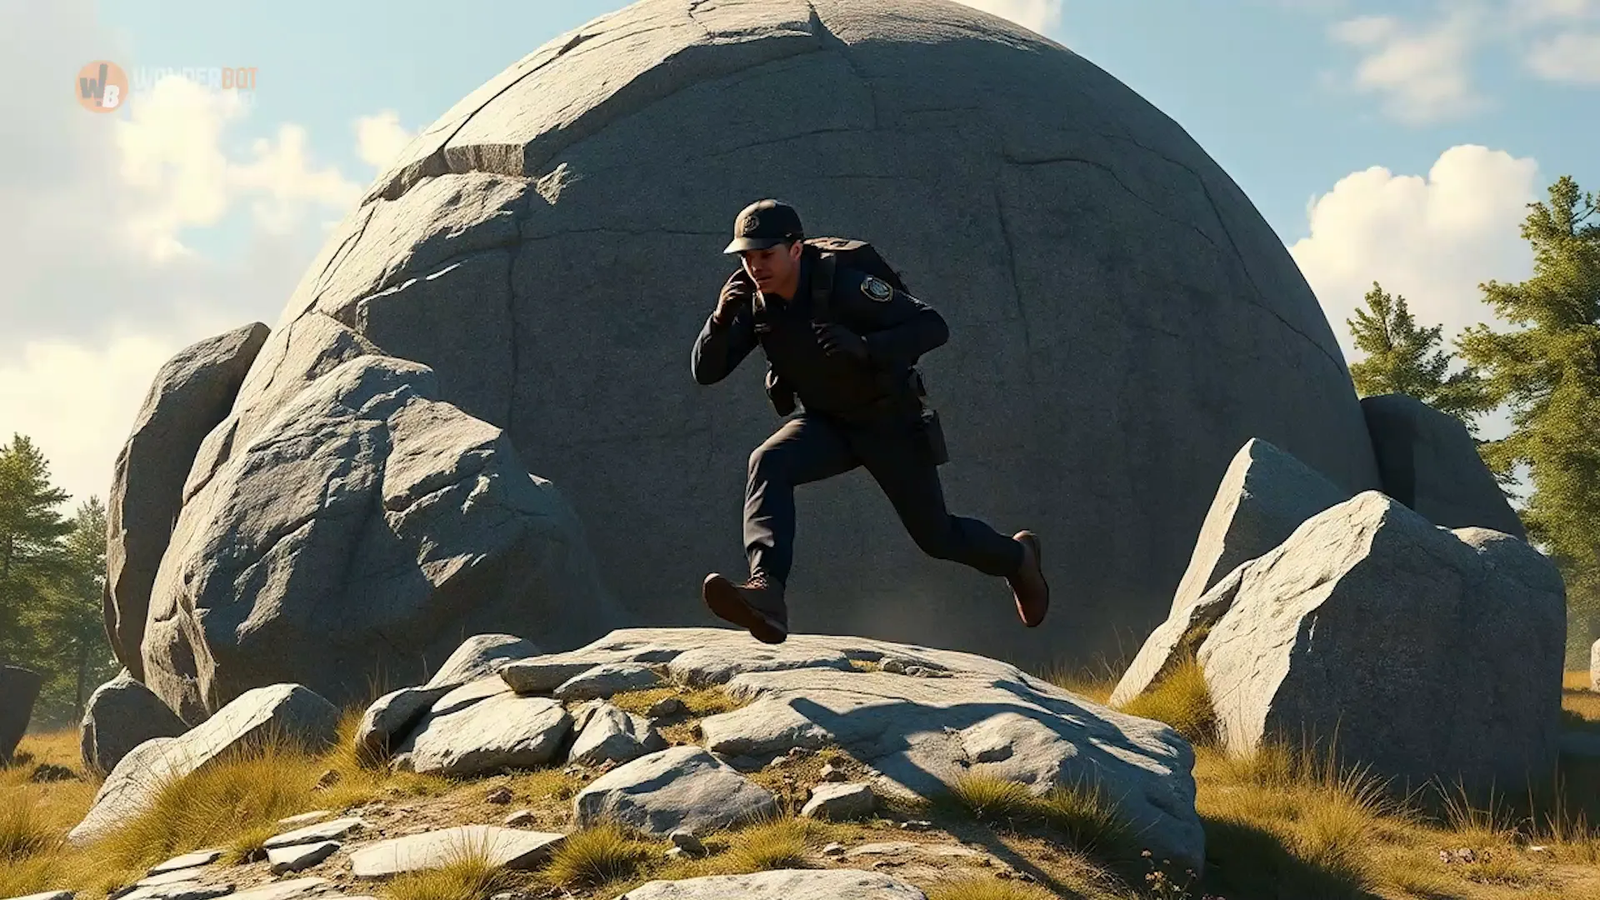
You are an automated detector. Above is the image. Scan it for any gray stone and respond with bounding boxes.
[227,878,330,900]
[140,354,629,721]
[647,697,685,718]
[353,685,454,761]
[819,763,846,782]
[666,645,853,686]
[263,816,366,849]
[348,826,564,878]
[68,684,339,846]
[668,830,705,856]
[268,840,340,874]
[500,660,598,694]
[1198,491,1567,790]
[610,869,928,900]
[1109,562,1250,707]
[132,870,207,889]
[148,849,221,876]
[79,670,188,777]
[843,842,983,860]
[503,809,536,827]
[1,665,42,764]
[552,663,662,700]
[573,745,778,836]
[106,322,270,678]
[112,883,231,900]
[393,693,572,777]
[5,893,74,900]
[241,0,1384,673]
[425,634,541,689]
[1361,393,1526,539]
[568,703,668,766]
[800,783,876,821]
[1162,438,1351,618]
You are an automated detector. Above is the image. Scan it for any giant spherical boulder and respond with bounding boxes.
[234,0,1379,668]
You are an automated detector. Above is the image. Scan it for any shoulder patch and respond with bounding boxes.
[860,275,893,302]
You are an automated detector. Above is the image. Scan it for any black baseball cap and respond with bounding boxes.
[723,199,804,253]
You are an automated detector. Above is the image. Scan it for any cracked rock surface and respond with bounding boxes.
[509,627,1204,868]
[139,355,627,721]
[215,0,1382,675]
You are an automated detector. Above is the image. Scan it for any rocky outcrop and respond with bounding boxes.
[493,628,1204,868]
[1361,393,1526,539]
[79,669,188,776]
[1,665,42,763]
[68,684,339,846]
[348,826,564,878]
[105,322,270,679]
[1199,491,1566,789]
[234,0,1383,671]
[140,355,628,722]
[355,634,540,760]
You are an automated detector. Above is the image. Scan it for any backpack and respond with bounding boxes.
[801,237,910,320]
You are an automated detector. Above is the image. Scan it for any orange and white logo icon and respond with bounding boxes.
[76,60,128,112]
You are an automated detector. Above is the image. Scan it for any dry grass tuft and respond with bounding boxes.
[381,847,515,900]
[541,822,657,888]
[924,876,1060,900]
[1117,657,1218,748]
[606,685,744,719]
[940,771,1129,856]
[716,817,818,872]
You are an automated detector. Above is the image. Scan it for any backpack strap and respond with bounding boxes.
[810,250,837,323]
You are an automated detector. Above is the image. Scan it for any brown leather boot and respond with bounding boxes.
[702,572,789,644]
[1007,531,1049,627]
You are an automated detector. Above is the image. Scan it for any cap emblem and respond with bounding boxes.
[739,212,762,236]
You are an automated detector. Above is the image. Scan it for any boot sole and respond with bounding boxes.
[1014,531,1049,628]
[703,575,788,645]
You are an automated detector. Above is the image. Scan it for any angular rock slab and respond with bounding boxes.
[1361,393,1526,539]
[666,644,854,686]
[1198,491,1567,789]
[800,783,876,821]
[80,670,188,777]
[1110,562,1250,707]
[263,816,366,849]
[552,663,662,700]
[148,849,221,875]
[356,634,539,760]
[69,684,339,846]
[610,869,928,899]
[426,634,541,689]
[573,745,778,836]
[227,878,330,900]
[568,702,667,766]
[141,354,629,721]
[393,692,571,777]
[1164,437,1350,620]
[267,840,340,874]
[1,665,43,763]
[7,893,75,900]
[106,321,270,678]
[349,826,564,878]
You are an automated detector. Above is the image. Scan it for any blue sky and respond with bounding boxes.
[3,0,1597,504]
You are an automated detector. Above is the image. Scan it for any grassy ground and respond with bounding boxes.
[4,667,1599,900]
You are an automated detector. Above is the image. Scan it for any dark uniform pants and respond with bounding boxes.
[743,413,1024,584]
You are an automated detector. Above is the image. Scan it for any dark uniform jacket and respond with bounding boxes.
[691,250,948,421]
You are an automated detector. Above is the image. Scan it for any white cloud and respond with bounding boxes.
[1288,144,1540,366]
[1328,9,1487,124]
[356,111,416,171]
[1525,30,1600,82]
[954,0,1064,33]
[0,1,386,506]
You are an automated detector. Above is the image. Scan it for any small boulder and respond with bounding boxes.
[147,849,221,876]
[349,826,564,878]
[262,816,365,849]
[1198,491,1566,789]
[1110,562,1250,707]
[79,670,188,776]
[1,665,43,764]
[567,702,667,766]
[1361,393,1527,539]
[573,746,778,835]
[801,783,877,821]
[647,697,685,718]
[353,685,455,762]
[552,663,661,700]
[615,869,928,899]
[266,840,339,874]
[392,693,572,777]
[68,684,339,845]
[426,634,541,690]
[1164,437,1350,620]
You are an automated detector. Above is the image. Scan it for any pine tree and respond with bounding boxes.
[0,434,72,667]
[1346,282,1491,434]
[1456,175,1600,662]
[30,497,117,721]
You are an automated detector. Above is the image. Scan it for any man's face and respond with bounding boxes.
[739,241,803,293]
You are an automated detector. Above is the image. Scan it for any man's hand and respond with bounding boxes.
[713,273,753,326]
[814,322,868,361]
